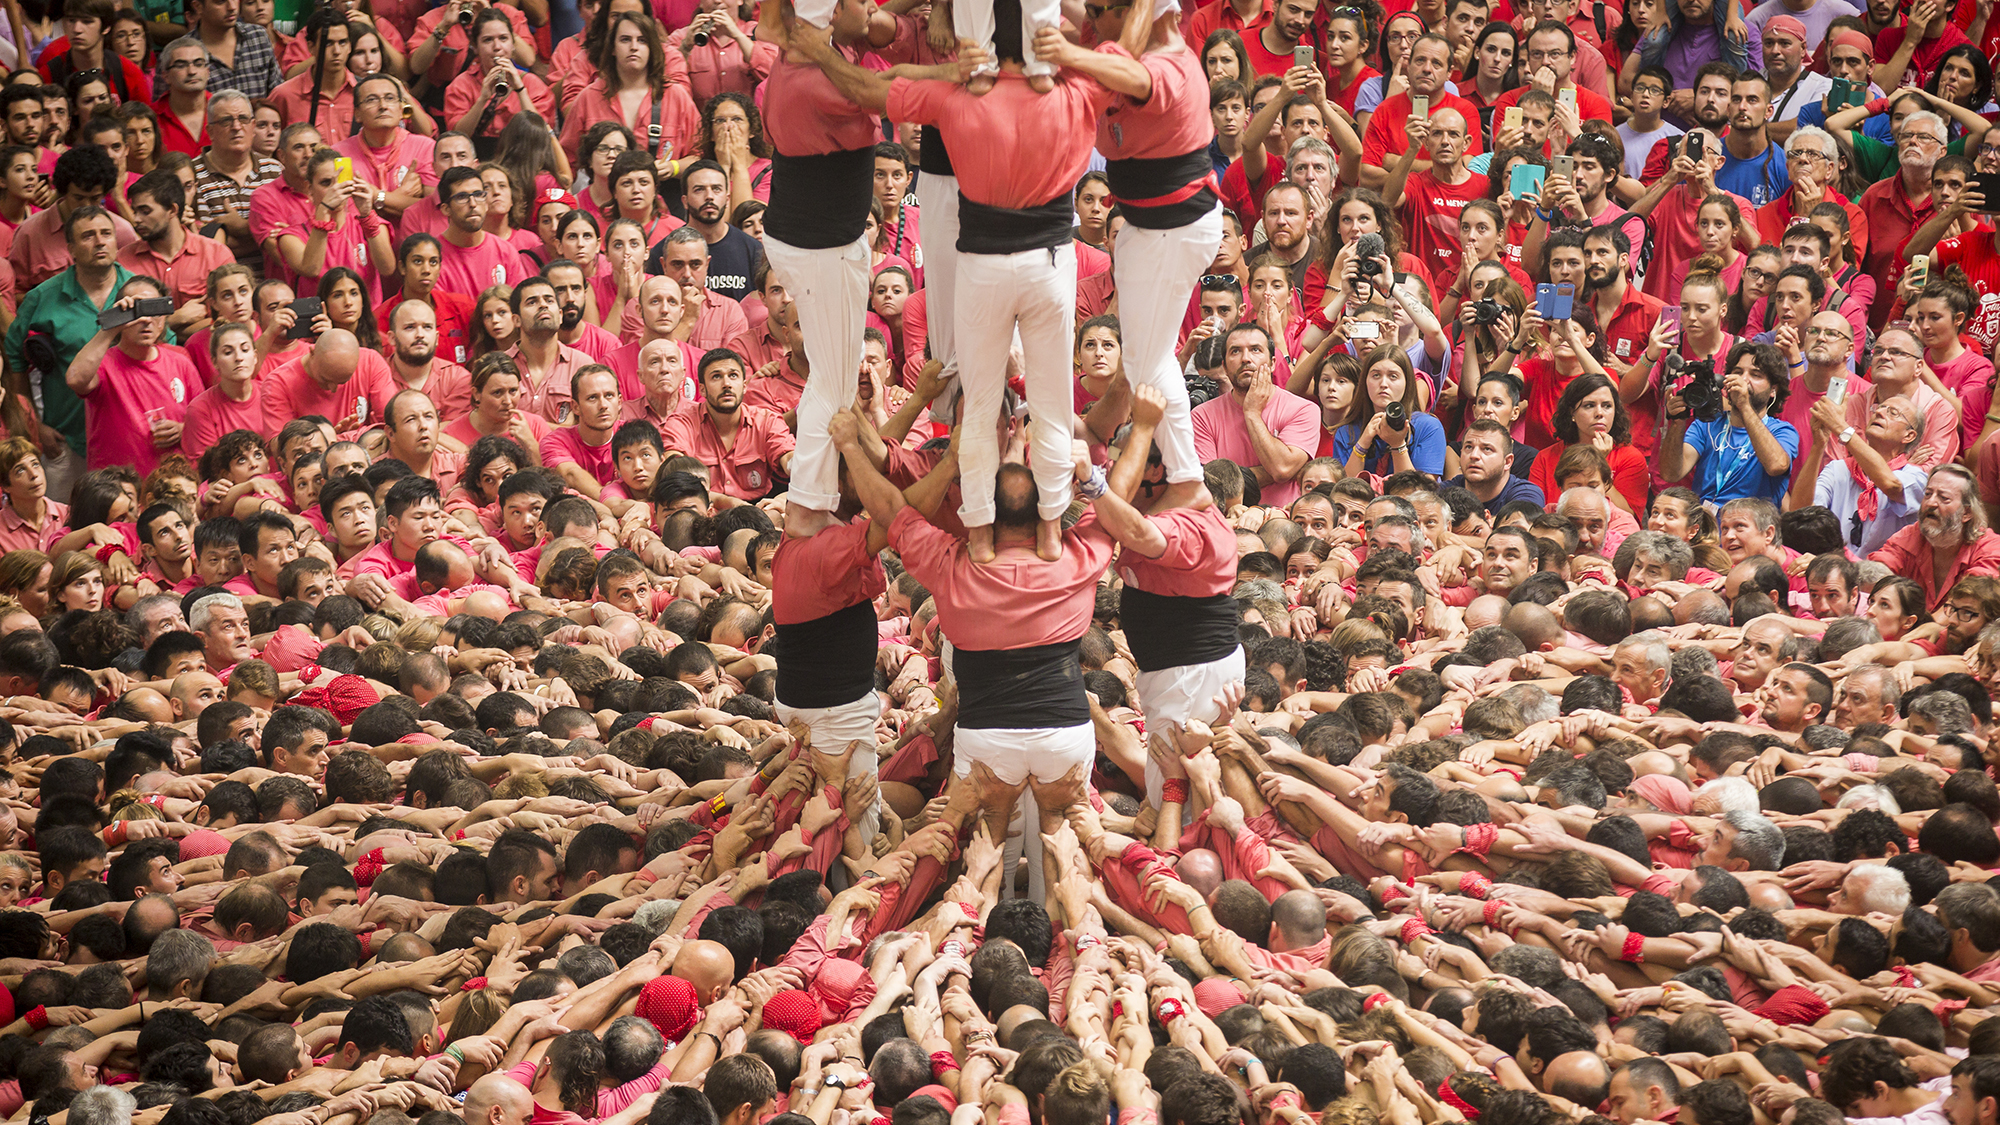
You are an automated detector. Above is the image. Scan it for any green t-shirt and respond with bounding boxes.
[1851,129,1969,185]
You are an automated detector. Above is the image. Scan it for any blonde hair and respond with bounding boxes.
[397,618,442,650]
[107,789,165,822]
[0,852,32,878]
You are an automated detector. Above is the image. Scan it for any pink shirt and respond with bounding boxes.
[250,179,374,293]
[444,68,557,139]
[689,289,751,353]
[888,72,1112,208]
[667,20,776,104]
[511,340,600,424]
[446,410,550,456]
[1094,44,1210,160]
[1190,388,1322,507]
[564,323,622,369]
[182,384,271,454]
[889,505,1114,650]
[264,350,398,432]
[392,359,473,421]
[0,499,67,556]
[763,51,879,155]
[85,343,195,477]
[540,426,617,485]
[435,233,531,300]
[117,231,236,310]
[397,194,447,245]
[267,70,358,141]
[773,517,885,624]
[335,130,437,195]
[9,206,138,291]
[558,82,701,166]
[661,405,795,500]
[409,2,534,86]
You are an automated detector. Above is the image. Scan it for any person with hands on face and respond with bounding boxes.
[1790,392,1928,557]
[1193,323,1320,506]
[266,141,397,296]
[64,274,193,479]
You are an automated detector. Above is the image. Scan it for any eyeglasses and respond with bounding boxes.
[447,190,488,203]
[1804,326,1852,340]
[1873,346,1921,362]
[358,94,400,107]
[1943,604,1986,620]
[1199,274,1238,287]
[211,113,252,126]
[1898,132,1945,148]
[1745,267,1776,282]
[72,68,105,82]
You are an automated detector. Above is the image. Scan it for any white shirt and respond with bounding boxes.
[1813,454,1928,558]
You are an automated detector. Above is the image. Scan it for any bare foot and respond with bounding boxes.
[1027,72,1054,93]
[1036,518,1062,561]
[784,502,835,538]
[967,73,996,95]
[968,523,996,563]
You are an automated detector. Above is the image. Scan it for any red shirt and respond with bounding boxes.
[1641,182,1754,302]
[264,350,398,432]
[1116,504,1235,597]
[182,384,270,455]
[773,518,885,624]
[443,68,556,138]
[1360,91,1487,169]
[1872,23,1970,88]
[1858,174,1937,331]
[153,95,209,157]
[1869,525,2000,611]
[1397,169,1489,286]
[1589,280,1666,373]
[1487,81,1614,125]
[268,70,357,140]
[1095,44,1211,161]
[435,233,532,300]
[1754,189,1870,269]
[888,505,1115,651]
[336,131,438,196]
[118,231,236,312]
[408,3,534,87]
[378,289,475,368]
[1239,26,1301,79]
[764,49,879,156]
[1936,228,2000,354]
[1218,151,1284,233]
[1182,0,1271,48]
[889,72,1113,209]
[85,343,194,477]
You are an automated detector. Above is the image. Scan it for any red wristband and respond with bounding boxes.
[1482,899,1503,929]
[1160,778,1189,806]
[1458,822,1499,859]
[103,821,129,847]
[1459,871,1493,899]
[462,977,489,991]
[1621,933,1646,963]
[1400,916,1433,944]
[1380,883,1409,903]
[929,1051,959,1078]
[24,1006,47,1030]
[94,542,126,564]
[1157,998,1186,1024]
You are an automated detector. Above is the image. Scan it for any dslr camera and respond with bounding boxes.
[1470,298,1504,326]
[1675,355,1725,423]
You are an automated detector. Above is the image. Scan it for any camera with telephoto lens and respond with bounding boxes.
[458,5,473,25]
[1385,401,1407,432]
[691,20,711,44]
[1675,355,1725,423]
[1471,298,1504,326]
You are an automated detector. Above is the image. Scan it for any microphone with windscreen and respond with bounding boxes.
[1354,232,1386,279]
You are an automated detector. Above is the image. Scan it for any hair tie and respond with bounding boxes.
[1459,872,1493,899]
[1620,933,1646,963]
[1438,1080,1481,1120]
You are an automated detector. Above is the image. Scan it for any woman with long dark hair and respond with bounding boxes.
[1200,29,1250,84]
[572,121,637,221]
[267,10,358,140]
[1458,21,1519,136]
[494,110,573,213]
[560,10,699,169]
[319,267,382,354]
[1531,366,1649,515]
[695,91,772,211]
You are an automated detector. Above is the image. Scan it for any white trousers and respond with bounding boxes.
[952,0,1061,76]
[1113,206,1223,484]
[915,171,960,420]
[1135,646,1245,806]
[762,232,870,512]
[956,722,1094,903]
[793,0,835,27]
[775,692,883,843]
[955,243,1077,527]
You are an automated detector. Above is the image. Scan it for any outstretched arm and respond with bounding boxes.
[832,408,910,526]
[1094,389,1169,556]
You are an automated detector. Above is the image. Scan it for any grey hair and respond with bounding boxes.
[1694,777,1759,815]
[1498,684,1558,725]
[1720,809,1785,870]
[630,899,679,936]
[1818,617,1882,663]
[1845,863,1912,916]
[1856,560,1893,588]
[1912,690,1975,735]
[1671,645,1718,680]
[188,592,244,633]
[1628,531,1693,578]
[1555,487,1609,518]
[161,35,206,66]
[1718,497,1781,543]
[143,929,217,995]
[1369,496,1419,523]
[1784,125,1837,161]
[124,594,182,633]
[1618,631,1672,672]
[206,89,253,120]
[663,225,708,250]
[1234,578,1287,604]
[1902,110,1948,144]
[1847,663,1903,713]
[1838,784,1902,815]
[1286,135,1337,172]
[69,1087,136,1125]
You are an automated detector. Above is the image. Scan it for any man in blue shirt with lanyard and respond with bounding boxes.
[1658,340,1800,504]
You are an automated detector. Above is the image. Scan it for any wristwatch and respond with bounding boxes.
[374,189,388,210]
[1838,427,1857,444]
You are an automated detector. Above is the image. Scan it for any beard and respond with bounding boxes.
[559,304,583,331]
[396,341,436,366]
[1922,511,1967,545]
[694,202,724,224]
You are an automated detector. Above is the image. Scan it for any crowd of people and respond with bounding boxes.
[0,2,1998,1125]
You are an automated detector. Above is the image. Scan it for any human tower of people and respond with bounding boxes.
[5,0,2000,1125]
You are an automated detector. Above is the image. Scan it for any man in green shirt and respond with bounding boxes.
[1823,86,1991,183]
[3,206,134,506]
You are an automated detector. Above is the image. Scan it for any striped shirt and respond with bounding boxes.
[193,152,281,274]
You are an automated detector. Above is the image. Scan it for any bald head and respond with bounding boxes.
[169,672,223,721]
[309,329,361,385]
[377,932,436,963]
[119,687,175,724]
[1545,1051,1611,1106]
[1674,589,1729,626]
[673,939,737,1002]
[464,1074,535,1125]
[1467,594,1510,630]
[1269,889,1328,951]
[1504,602,1564,651]
[1175,849,1225,900]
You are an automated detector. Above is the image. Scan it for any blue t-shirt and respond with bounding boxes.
[1684,414,1800,504]
[1333,411,1448,476]
[1716,144,1791,206]
[1447,472,1547,514]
